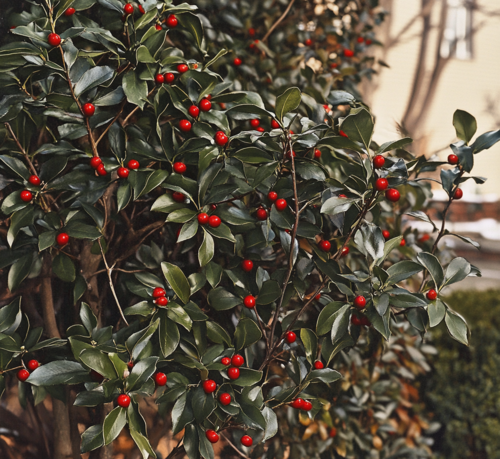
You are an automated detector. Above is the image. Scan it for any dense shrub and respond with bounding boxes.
[424,290,500,459]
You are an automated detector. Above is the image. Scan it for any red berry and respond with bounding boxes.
[382,230,390,240]
[215,131,228,146]
[291,398,305,409]
[206,429,219,444]
[210,204,217,210]
[228,367,240,380]
[313,361,324,370]
[241,260,254,272]
[302,400,313,411]
[20,190,32,202]
[243,295,256,308]
[241,435,253,447]
[48,33,61,47]
[357,36,364,43]
[64,7,76,16]
[304,38,313,46]
[155,372,167,386]
[152,287,166,298]
[275,199,287,212]
[166,14,178,27]
[233,57,242,66]
[341,246,349,257]
[221,357,231,366]
[138,5,145,14]
[373,155,385,169]
[256,126,265,133]
[319,240,331,252]
[117,394,131,408]
[314,149,321,158]
[173,162,187,174]
[203,379,217,393]
[286,150,296,159]
[188,105,200,117]
[250,119,260,128]
[179,120,192,132]
[385,189,400,202]
[339,130,348,138]
[17,369,30,382]
[351,314,362,326]
[172,192,185,203]
[219,393,231,405]
[330,62,338,68]
[249,28,255,36]
[117,167,129,178]
[366,39,373,45]
[198,213,209,225]
[448,154,459,165]
[165,73,175,83]
[375,178,388,191]
[344,49,354,57]
[97,163,107,176]
[27,360,39,371]
[155,24,162,30]
[315,294,321,301]
[177,64,189,73]
[353,296,366,309]
[360,316,371,326]
[56,233,69,246]
[256,208,268,221]
[82,103,95,117]
[128,159,139,170]
[124,3,134,15]
[426,289,438,301]
[420,233,430,242]
[400,239,406,247]
[329,427,337,437]
[454,188,463,200]
[155,73,165,84]
[90,157,102,169]
[338,194,347,198]
[285,331,296,344]
[268,191,278,202]
[231,354,244,367]
[271,119,280,129]
[208,215,221,228]
[155,297,168,306]
[199,99,212,112]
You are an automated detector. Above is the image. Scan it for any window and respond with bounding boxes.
[440,0,474,60]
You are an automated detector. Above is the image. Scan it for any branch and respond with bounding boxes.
[262,0,296,43]
[98,239,129,326]
[221,433,250,459]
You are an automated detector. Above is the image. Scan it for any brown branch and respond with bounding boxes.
[262,0,296,43]
[95,100,127,147]
[98,239,129,326]
[221,434,250,459]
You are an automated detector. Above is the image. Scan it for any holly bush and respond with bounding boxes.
[0,1,499,459]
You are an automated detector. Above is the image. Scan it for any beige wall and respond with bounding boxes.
[370,0,500,197]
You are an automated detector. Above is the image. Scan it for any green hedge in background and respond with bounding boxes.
[424,289,500,459]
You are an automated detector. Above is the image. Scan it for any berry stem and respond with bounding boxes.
[262,0,297,43]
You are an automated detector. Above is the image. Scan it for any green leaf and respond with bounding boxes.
[275,87,301,122]
[206,321,231,345]
[316,302,346,336]
[117,182,132,211]
[167,303,193,331]
[80,349,118,380]
[198,230,214,267]
[257,280,281,305]
[123,71,148,109]
[428,298,446,327]
[321,196,358,216]
[445,309,469,345]
[39,231,56,251]
[386,261,423,284]
[232,368,262,386]
[417,252,444,289]
[207,287,241,311]
[28,360,90,386]
[0,298,21,333]
[453,109,477,144]
[131,319,160,361]
[443,257,471,287]
[184,424,200,459]
[161,262,191,304]
[124,301,155,317]
[232,147,273,164]
[167,208,197,223]
[340,107,374,151]
[300,329,317,364]
[262,406,278,442]
[52,252,76,283]
[103,406,127,445]
[377,138,413,154]
[172,392,194,435]
[159,314,180,357]
[74,66,114,97]
[126,356,158,392]
[306,368,342,384]
[130,429,157,459]
[80,424,104,453]
[0,155,30,180]
[178,12,203,48]
[191,386,216,424]
[8,254,33,292]
[235,317,262,350]
[470,130,500,154]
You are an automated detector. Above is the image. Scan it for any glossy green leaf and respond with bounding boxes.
[161,262,191,304]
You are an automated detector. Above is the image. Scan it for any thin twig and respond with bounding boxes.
[95,100,127,146]
[221,434,250,459]
[262,0,296,43]
[98,239,129,326]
